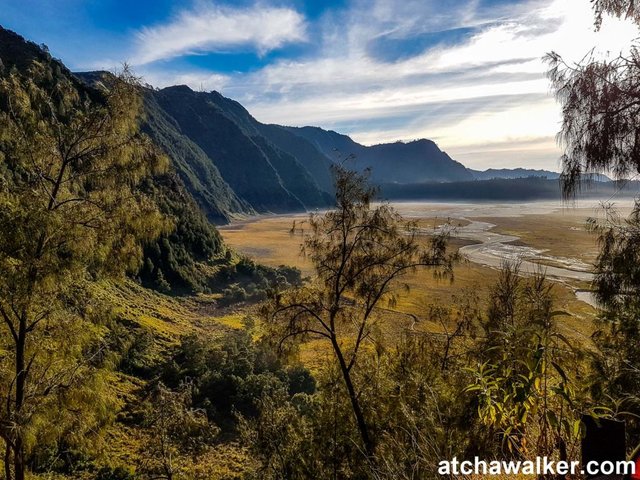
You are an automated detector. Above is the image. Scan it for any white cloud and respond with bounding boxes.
[448,137,561,170]
[128,0,640,169]
[132,3,308,65]
[242,0,640,169]
[139,68,230,91]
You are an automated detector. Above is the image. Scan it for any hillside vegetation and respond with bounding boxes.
[2,3,640,477]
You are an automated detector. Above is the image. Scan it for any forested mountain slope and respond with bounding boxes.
[151,86,331,213]
[81,72,564,213]
[0,27,229,295]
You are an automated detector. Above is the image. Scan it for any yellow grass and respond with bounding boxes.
[220,209,602,347]
[36,206,607,479]
[477,212,600,264]
[77,281,258,478]
[218,215,312,274]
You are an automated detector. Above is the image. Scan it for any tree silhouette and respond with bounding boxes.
[266,165,458,457]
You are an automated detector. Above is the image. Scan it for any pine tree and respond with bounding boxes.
[0,65,167,480]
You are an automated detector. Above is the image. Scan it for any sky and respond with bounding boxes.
[1,0,639,170]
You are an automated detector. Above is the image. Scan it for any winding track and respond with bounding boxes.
[392,201,604,307]
[454,219,594,283]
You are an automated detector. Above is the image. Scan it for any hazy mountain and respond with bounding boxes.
[256,124,335,193]
[153,86,312,212]
[82,72,560,210]
[151,86,328,213]
[172,91,336,192]
[139,85,483,205]
[75,72,252,223]
[381,177,639,202]
[469,168,615,182]
[285,126,474,183]
[8,24,620,232]
[286,126,362,160]
[470,168,560,180]
[74,76,334,218]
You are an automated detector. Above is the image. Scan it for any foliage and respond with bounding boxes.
[245,288,496,479]
[159,331,315,433]
[585,202,640,445]
[467,265,584,467]
[242,360,383,480]
[95,466,136,480]
[587,201,640,312]
[364,334,478,479]
[104,321,157,378]
[265,165,459,457]
[214,257,303,307]
[8,6,640,476]
[592,0,640,28]
[138,382,217,480]
[548,0,640,452]
[0,58,166,479]
[546,0,640,197]
[239,391,320,480]
[137,173,225,294]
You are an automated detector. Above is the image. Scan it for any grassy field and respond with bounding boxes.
[85,280,257,478]
[219,215,312,274]
[477,212,599,264]
[475,203,635,262]
[76,204,609,477]
[218,215,473,275]
[219,205,602,350]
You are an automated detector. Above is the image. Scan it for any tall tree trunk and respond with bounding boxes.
[331,336,374,457]
[5,440,12,480]
[13,440,23,480]
[13,320,26,480]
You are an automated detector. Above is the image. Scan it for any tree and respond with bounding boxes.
[593,1,640,29]
[140,382,216,480]
[239,390,318,480]
[0,64,166,480]
[584,202,640,441]
[546,0,640,197]
[467,265,583,468]
[266,165,458,457]
[547,0,640,445]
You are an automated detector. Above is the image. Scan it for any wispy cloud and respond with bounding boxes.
[131,0,640,169]
[11,0,640,168]
[140,68,230,92]
[132,3,308,65]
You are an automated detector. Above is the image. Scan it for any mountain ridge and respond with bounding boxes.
[77,72,565,216]
[2,25,581,232]
[470,167,560,180]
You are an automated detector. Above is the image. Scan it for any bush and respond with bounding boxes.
[214,258,303,307]
[160,331,315,432]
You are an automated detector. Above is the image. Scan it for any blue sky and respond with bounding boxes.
[1,0,638,170]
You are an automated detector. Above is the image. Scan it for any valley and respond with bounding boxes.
[2,11,640,477]
[220,199,631,343]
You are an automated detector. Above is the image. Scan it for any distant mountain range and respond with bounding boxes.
[78,71,573,222]
[6,25,627,232]
[469,168,560,180]
[381,177,637,202]
[283,126,474,183]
